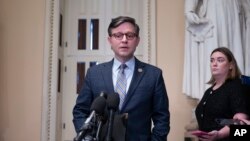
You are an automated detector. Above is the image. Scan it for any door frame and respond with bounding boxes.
[41,0,156,141]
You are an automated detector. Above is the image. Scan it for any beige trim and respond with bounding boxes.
[41,0,59,141]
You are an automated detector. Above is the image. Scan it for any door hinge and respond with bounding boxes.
[65,42,68,47]
[64,66,67,72]
[63,123,66,129]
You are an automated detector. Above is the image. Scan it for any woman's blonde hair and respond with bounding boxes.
[207,47,242,84]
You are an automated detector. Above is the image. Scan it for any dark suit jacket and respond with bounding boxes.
[73,58,170,141]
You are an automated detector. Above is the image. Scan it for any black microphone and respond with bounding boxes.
[99,91,108,99]
[95,91,108,140]
[95,109,108,140]
[105,93,120,141]
[74,96,106,141]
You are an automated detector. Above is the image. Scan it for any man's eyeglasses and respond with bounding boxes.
[110,32,138,40]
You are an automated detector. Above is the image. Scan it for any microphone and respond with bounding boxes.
[95,110,108,140]
[74,96,106,141]
[95,91,108,140]
[105,93,120,141]
[99,91,108,99]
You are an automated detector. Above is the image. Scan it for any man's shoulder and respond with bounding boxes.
[136,59,162,72]
[88,60,112,70]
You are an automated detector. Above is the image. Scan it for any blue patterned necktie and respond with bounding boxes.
[115,64,127,109]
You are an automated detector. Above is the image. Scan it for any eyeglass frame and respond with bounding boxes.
[110,32,138,40]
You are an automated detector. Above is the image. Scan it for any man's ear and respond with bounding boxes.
[135,36,140,46]
[108,36,111,43]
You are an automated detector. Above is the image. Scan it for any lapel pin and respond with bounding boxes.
[138,68,143,72]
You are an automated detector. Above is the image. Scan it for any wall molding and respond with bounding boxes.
[41,0,59,141]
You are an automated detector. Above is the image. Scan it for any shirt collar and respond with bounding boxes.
[113,57,135,71]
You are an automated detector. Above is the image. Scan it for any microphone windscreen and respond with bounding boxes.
[101,110,108,124]
[107,93,120,110]
[99,91,108,99]
[90,96,106,115]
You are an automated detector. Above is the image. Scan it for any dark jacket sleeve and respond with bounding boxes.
[72,68,94,133]
[151,71,170,141]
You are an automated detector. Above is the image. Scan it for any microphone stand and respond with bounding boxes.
[74,95,107,141]
[95,121,102,141]
[105,93,119,141]
[75,116,106,141]
[105,110,115,141]
[73,121,94,141]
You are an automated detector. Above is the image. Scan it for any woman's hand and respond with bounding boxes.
[239,119,250,125]
[233,113,249,125]
[198,130,219,141]
[233,113,248,120]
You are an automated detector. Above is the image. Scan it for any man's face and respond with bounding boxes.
[108,22,140,62]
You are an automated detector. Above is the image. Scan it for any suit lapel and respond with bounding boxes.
[101,60,115,93]
[121,59,146,111]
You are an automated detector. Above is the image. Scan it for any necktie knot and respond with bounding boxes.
[119,64,127,72]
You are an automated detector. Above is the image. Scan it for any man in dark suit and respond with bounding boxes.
[73,16,170,141]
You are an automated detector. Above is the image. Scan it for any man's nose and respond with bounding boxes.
[121,35,128,41]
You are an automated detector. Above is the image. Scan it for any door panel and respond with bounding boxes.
[61,0,149,140]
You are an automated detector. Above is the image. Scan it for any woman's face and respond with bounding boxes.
[210,51,232,79]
